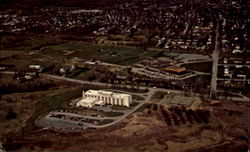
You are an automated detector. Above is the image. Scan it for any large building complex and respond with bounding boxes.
[76,90,132,108]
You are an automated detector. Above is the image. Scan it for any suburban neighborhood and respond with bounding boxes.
[0,0,249,152]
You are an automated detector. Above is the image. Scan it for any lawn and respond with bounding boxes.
[2,38,55,51]
[41,43,102,60]
[132,94,145,101]
[0,51,61,71]
[1,41,161,71]
[111,105,131,110]
[98,119,113,125]
[41,42,160,65]
[0,50,24,59]
[103,111,123,117]
[130,101,139,107]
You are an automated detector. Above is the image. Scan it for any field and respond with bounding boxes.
[0,37,161,71]
[6,39,53,51]
[0,50,24,59]
[40,43,160,65]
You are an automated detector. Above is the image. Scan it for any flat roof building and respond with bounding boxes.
[76,90,132,108]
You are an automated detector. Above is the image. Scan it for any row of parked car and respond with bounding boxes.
[56,110,102,117]
[50,113,100,125]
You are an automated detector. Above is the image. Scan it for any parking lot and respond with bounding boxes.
[35,111,107,132]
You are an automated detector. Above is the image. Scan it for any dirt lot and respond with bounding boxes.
[2,96,249,152]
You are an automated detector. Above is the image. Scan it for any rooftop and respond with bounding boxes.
[85,90,131,98]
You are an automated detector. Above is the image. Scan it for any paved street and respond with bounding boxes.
[210,21,220,98]
[95,89,156,128]
[1,71,248,102]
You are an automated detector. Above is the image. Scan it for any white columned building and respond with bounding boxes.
[76,90,132,108]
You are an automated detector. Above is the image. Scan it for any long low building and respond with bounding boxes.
[76,90,132,108]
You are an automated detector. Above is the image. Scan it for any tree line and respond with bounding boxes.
[145,103,210,126]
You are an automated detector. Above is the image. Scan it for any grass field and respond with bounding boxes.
[132,94,145,101]
[103,111,123,117]
[0,50,24,59]
[130,101,139,107]
[3,38,54,51]
[41,42,160,65]
[98,119,113,125]
[111,105,131,110]
[1,39,161,71]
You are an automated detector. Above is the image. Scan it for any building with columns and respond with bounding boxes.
[76,90,132,108]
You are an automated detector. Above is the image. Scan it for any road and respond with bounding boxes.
[94,89,156,128]
[218,64,250,67]
[1,70,249,101]
[217,78,250,82]
[210,21,220,98]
